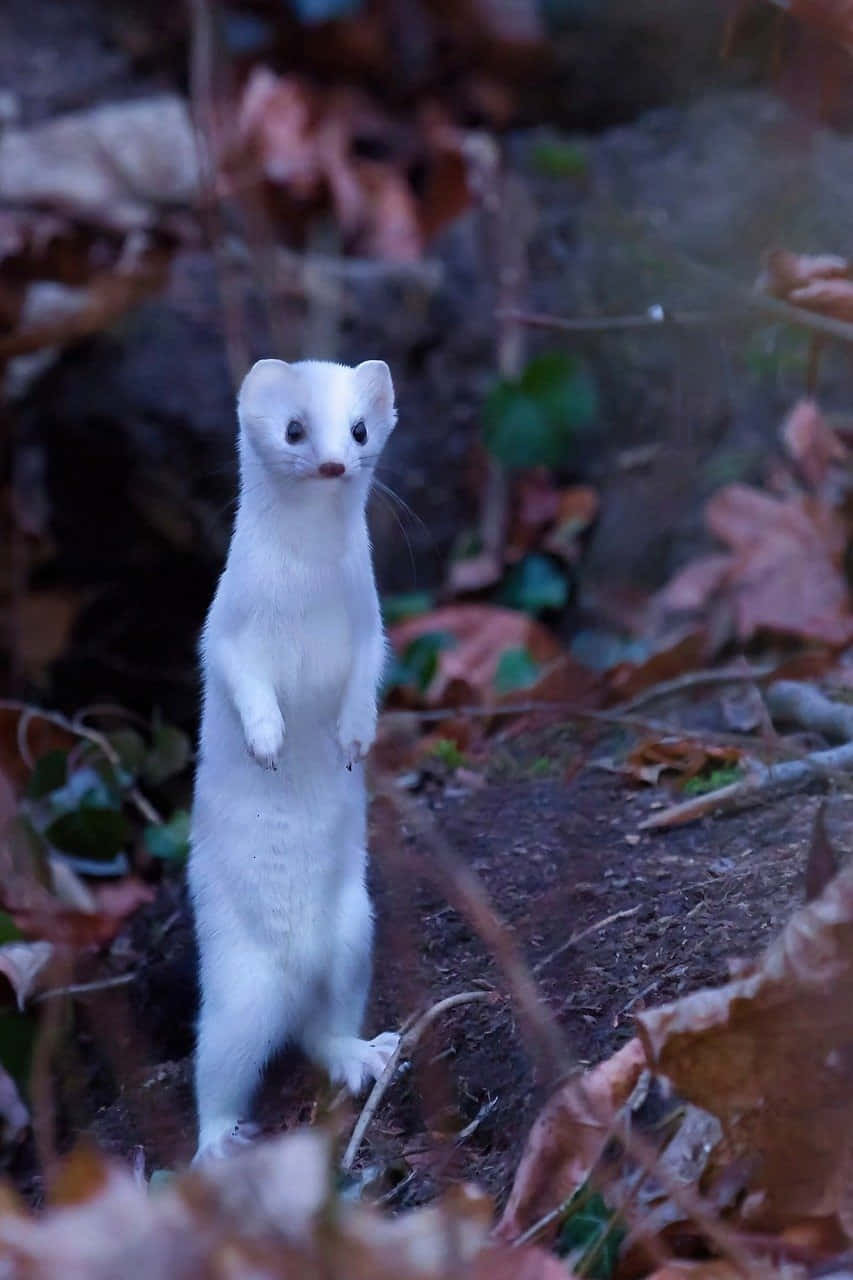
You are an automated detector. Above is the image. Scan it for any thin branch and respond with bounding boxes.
[498,307,742,333]
[34,971,138,1003]
[0,700,163,827]
[376,780,571,1081]
[532,906,641,976]
[639,739,853,832]
[340,990,495,1171]
[611,662,778,714]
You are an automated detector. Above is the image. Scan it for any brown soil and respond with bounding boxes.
[17,706,834,1212]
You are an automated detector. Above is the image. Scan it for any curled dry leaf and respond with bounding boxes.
[624,739,741,787]
[759,248,850,298]
[233,68,468,261]
[495,1038,647,1242]
[780,400,847,492]
[0,940,55,1011]
[607,630,710,704]
[0,97,198,231]
[789,278,853,324]
[636,851,853,1232]
[0,1127,553,1278]
[389,604,565,707]
[790,0,853,45]
[656,484,853,647]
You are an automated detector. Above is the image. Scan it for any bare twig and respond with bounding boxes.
[498,307,743,334]
[341,990,494,1171]
[611,662,778,715]
[34,971,138,1003]
[532,906,641,976]
[765,679,853,741]
[376,780,570,1082]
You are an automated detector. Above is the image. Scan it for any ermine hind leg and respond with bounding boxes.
[193,939,289,1162]
[300,871,399,1093]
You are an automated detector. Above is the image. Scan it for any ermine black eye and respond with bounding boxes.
[286,419,305,443]
[351,420,367,445]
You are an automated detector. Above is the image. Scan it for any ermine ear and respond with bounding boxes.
[355,360,395,423]
[238,358,293,409]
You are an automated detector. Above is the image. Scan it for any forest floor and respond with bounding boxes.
[17,693,822,1211]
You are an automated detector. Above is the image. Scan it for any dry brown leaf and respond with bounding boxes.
[0,97,198,231]
[495,1038,647,1242]
[790,0,853,47]
[760,248,850,297]
[543,487,600,565]
[781,400,847,491]
[233,68,464,261]
[706,484,852,645]
[624,739,742,787]
[0,832,146,949]
[636,853,853,1232]
[607,630,710,704]
[0,1128,542,1278]
[789,278,853,323]
[389,604,565,707]
[656,484,853,647]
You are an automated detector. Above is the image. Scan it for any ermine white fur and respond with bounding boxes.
[189,358,399,1162]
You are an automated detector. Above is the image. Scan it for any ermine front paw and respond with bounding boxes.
[246,715,285,770]
[325,1031,400,1094]
[192,1120,261,1166]
[337,706,376,771]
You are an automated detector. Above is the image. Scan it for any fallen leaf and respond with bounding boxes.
[789,278,853,323]
[91,877,156,921]
[607,631,710,704]
[0,97,198,231]
[759,248,850,297]
[0,940,54,1010]
[389,605,565,707]
[495,1038,647,1242]
[636,852,853,1232]
[543,486,600,564]
[780,400,847,491]
[790,0,853,45]
[655,484,853,648]
[233,68,464,261]
[624,740,742,787]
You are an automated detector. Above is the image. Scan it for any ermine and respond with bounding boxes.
[189,357,400,1162]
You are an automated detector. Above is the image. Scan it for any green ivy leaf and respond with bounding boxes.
[144,810,191,864]
[482,352,596,469]
[381,592,435,626]
[556,1188,625,1280]
[500,554,569,615]
[108,729,147,778]
[531,138,588,179]
[46,808,131,861]
[0,912,23,947]
[27,750,68,800]
[142,721,191,787]
[0,1010,38,1090]
[386,632,456,694]
[494,647,542,694]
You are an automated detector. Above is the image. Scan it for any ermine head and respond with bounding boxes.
[237,358,396,489]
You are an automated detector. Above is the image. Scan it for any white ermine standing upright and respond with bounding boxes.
[189,358,400,1162]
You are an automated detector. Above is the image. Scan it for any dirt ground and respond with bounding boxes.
[8,700,830,1211]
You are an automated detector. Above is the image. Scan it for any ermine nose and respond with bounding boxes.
[318,461,346,478]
